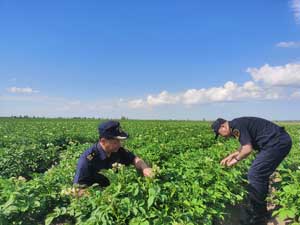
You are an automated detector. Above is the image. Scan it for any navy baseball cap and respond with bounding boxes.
[211,118,226,139]
[98,120,129,140]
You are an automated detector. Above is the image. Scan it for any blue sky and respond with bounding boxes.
[1,0,300,120]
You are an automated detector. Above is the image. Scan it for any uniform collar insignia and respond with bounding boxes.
[232,129,240,139]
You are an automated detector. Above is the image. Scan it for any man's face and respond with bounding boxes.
[101,138,122,153]
[218,122,231,137]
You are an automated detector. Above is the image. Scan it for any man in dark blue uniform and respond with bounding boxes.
[73,120,153,193]
[211,117,292,225]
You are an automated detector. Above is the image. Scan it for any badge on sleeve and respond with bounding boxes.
[87,152,96,161]
[232,129,240,139]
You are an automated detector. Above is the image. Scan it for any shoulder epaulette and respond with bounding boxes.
[86,148,97,161]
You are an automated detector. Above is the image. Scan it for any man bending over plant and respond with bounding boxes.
[211,117,292,225]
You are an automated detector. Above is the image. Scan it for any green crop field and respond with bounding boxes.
[0,118,299,225]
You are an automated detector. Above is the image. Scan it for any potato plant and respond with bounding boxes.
[0,118,299,224]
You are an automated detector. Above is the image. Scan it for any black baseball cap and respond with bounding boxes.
[211,118,226,139]
[98,120,129,140]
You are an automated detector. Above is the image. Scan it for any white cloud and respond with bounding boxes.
[127,91,181,108]
[1,62,300,118]
[276,41,300,48]
[182,82,237,105]
[147,91,180,106]
[246,63,300,87]
[291,90,300,98]
[127,62,300,109]
[128,99,145,108]
[127,81,281,108]
[6,86,39,94]
[290,0,300,24]
[182,81,278,105]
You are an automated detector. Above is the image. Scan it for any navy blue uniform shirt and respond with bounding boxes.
[73,143,136,185]
[229,117,285,151]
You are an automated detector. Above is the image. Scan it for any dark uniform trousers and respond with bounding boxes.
[81,173,111,187]
[246,131,292,216]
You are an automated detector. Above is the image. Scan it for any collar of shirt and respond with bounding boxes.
[96,143,108,160]
[228,121,235,137]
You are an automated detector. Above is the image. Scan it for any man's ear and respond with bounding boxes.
[100,137,106,144]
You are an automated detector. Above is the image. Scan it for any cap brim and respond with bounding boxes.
[113,131,129,140]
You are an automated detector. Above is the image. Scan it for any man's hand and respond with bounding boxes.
[220,152,239,166]
[142,167,154,178]
[134,156,153,177]
[226,157,239,167]
[220,155,233,166]
[220,144,252,167]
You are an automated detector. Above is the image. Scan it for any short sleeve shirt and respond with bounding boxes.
[229,117,284,151]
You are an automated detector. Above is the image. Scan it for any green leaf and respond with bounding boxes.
[45,213,56,225]
[147,188,156,208]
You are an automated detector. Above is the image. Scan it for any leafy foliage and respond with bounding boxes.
[0,118,299,224]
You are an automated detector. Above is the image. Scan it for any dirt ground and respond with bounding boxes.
[216,203,293,225]
[216,173,294,225]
